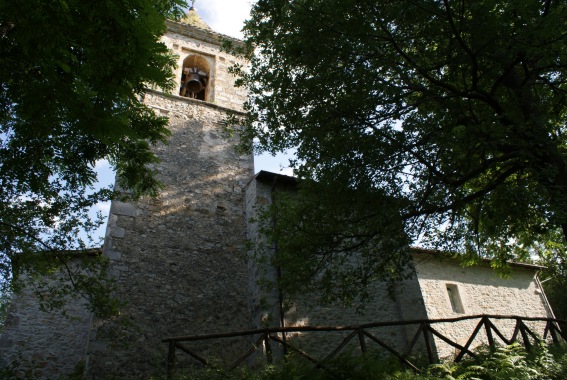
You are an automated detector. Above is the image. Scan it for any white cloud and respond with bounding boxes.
[94,201,111,214]
[93,159,115,189]
[193,0,253,39]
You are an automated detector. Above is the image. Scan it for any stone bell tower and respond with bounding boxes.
[86,9,254,378]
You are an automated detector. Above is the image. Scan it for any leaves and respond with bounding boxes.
[169,343,567,380]
[421,343,565,380]
[0,0,187,315]
[237,0,567,295]
[255,178,412,305]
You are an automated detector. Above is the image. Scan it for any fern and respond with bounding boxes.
[160,343,567,380]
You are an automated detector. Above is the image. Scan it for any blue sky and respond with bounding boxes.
[89,1,293,242]
[192,0,294,175]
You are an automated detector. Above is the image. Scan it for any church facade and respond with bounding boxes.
[0,10,558,380]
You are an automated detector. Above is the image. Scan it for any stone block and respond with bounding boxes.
[105,250,122,260]
[111,202,139,217]
[110,227,126,238]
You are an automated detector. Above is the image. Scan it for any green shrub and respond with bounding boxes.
[163,343,567,380]
[425,343,567,380]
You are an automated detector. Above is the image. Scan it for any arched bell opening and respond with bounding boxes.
[179,54,210,101]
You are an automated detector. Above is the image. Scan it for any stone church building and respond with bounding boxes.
[0,9,557,379]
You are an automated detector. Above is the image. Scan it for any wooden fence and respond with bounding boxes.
[162,315,565,379]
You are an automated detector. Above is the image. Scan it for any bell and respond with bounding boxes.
[185,72,203,93]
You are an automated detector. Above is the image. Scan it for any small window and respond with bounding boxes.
[179,54,211,101]
[446,284,464,313]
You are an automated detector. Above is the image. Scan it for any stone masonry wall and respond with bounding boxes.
[244,175,556,361]
[245,173,429,360]
[86,95,253,379]
[414,255,553,358]
[244,174,283,332]
[1,18,557,379]
[0,271,91,379]
[86,23,254,379]
[162,22,247,112]
[283,279,428,360]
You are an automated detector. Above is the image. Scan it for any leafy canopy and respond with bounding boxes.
[537,229,567,326]
[236,0,567,303]
[0,0,187,317]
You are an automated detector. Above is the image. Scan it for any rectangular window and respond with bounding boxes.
[446,284,464,313]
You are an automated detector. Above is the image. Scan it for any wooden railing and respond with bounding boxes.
[162,315,566,379]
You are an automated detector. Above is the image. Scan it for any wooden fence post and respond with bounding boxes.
[167,341,176,380]
[518,319,532,351]
[483,316,495,350]
[264,334,273,364]
[422,323,435,364]
[357,329,367,353]
[549,321,559,344]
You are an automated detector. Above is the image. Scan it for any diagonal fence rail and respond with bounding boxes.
[162,315,566,379]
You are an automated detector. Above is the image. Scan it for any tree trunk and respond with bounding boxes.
[537,149,567,242]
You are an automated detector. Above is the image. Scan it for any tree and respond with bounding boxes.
[0,0,187,317]
[235,0,567,303]
[537,231,567,328]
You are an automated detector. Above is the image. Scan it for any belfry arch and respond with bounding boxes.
[179,53,211,101]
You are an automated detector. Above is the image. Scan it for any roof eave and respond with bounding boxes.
[166,19,246,49]
[411,247,546,270]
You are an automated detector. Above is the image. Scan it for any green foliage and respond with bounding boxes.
[537,231,567,329]
[0,0,187,316]
[254,179,413,305]
[0,286,11,329]
[0,356,87,379]
[426,343,566,380]
[235,0,567,297]
[164,343,567,380]
[160,353,422,380]
[12,251,122,319]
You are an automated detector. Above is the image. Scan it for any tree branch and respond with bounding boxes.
[403,164,520,219]
[0,220,89,301]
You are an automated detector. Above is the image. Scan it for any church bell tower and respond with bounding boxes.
[86,9,254,377]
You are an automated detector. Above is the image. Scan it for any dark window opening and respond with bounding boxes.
[179,54,210,101]
[446,284,465,314]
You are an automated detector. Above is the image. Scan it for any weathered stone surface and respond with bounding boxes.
[0,271,92,379]
[0,15,558,380]
[110,202,140,217]
[85,22,254,379]
[245,173,427,358]
[245,172,555,361]
[415,256,552,358]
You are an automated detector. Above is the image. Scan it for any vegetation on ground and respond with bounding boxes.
[165,343,567,380]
